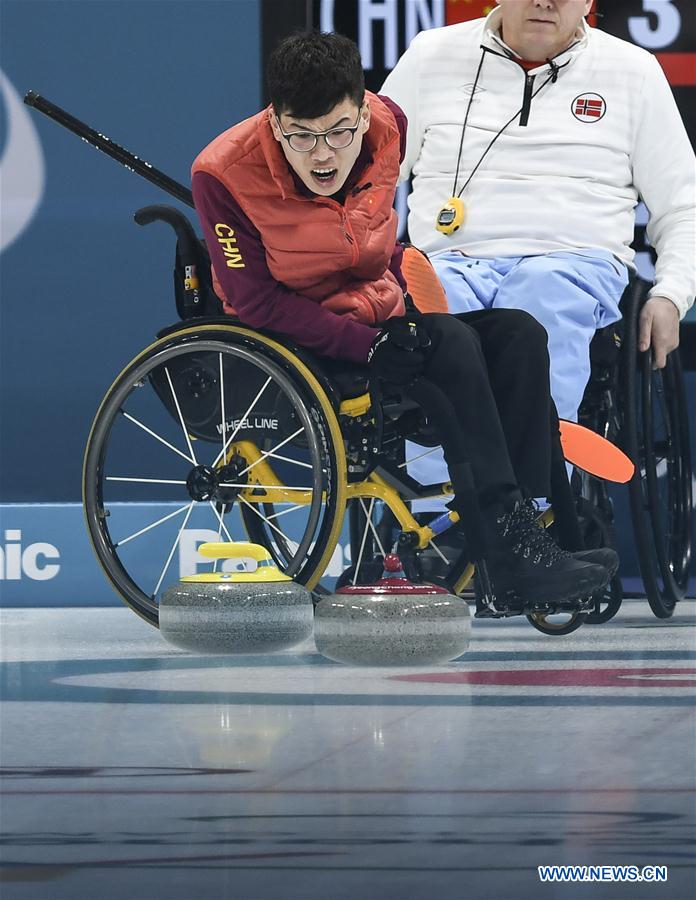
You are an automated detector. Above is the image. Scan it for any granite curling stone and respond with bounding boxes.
[160,542,313,654]
[314,554,471,666]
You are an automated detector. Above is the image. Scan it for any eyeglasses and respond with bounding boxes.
[275,108,364,152]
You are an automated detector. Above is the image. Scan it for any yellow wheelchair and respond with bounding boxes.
[82,208,621,637]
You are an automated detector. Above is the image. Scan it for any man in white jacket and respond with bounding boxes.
[382,0,695,426]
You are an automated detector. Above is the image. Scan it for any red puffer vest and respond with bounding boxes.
[191,92,405,324]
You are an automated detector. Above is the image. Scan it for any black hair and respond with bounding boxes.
[267,31,365,120]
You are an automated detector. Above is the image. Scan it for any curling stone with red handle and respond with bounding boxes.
[313,555,471,666]
[160,542,313,654]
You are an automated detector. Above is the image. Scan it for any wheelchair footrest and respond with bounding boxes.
[474,590,595,619]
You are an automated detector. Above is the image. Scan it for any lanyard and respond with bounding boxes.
[437,48,562,234]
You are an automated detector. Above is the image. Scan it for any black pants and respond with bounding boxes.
[406,310,554,501]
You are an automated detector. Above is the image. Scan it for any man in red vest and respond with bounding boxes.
[192,31,611,616]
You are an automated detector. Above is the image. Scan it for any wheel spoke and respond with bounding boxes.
[218,482,311,492]
[121,411,195,465]
[352,498,375,585]
[266,503,306,521]
[219,352,227,465]
[115,502,192,548]
[208,501,234,543]
[428,540,450,565]
[358,498,387,558]
[153,502,196,597]
[213,506,224,574]
[237,427,306,477]
[164,366,198,466]
[399,446,440,469]
[238,496,295,546]
[106,477,188,486]
[257,451,313,470]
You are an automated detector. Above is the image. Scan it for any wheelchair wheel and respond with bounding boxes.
[585,575,623,625]
[571,494,623,624]
[622,295,693,618]
[83,323,347,626]
[526,610,587,636]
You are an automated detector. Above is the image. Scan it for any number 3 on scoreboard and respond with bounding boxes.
[628,0,681,49]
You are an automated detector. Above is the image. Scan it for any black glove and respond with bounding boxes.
[367,317,431,386]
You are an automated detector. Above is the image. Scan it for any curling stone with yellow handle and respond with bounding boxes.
[159,542,313,654]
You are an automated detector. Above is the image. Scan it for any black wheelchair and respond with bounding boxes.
[576,278,692,622]
[81,205,692,640]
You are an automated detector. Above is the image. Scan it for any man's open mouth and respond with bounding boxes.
[311,168,338,186]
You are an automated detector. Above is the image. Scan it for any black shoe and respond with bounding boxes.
[572,547,619,579]
[480,500,611,612]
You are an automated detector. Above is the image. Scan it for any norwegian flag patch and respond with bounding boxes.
[572,93,606,122]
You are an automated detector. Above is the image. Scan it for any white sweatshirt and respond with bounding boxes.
[381,9,696,317]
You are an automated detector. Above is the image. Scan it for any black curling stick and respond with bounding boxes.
[24,90,194,209]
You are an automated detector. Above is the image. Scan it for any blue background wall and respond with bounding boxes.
[1,0,261,503]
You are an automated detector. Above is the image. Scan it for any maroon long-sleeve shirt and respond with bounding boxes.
[192,96,407,364]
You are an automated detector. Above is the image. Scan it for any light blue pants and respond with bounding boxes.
[407,250,628,506]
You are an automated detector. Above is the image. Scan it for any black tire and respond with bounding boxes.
[622,288,693,618]
[83,324,347,626]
